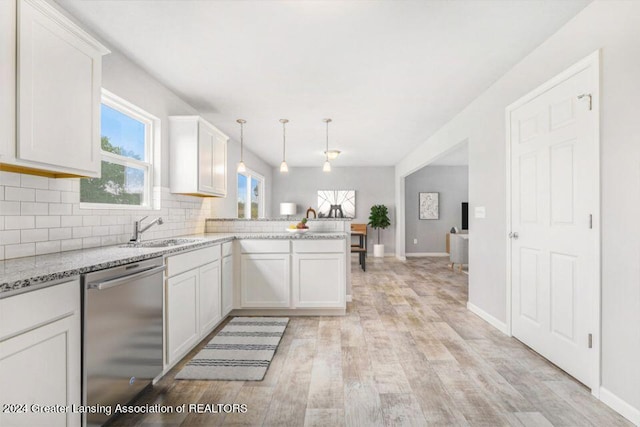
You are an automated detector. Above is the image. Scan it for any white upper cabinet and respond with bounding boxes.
[169,116,228,197]
[0,0,15,162]
[1,0,109,177]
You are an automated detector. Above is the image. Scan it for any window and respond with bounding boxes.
[80,90,158,208]
[237,171,264,219]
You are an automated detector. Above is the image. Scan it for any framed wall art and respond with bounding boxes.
[419,192,439,220]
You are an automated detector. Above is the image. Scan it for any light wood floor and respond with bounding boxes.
[111,257,630,427]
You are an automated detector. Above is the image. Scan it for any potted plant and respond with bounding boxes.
[368,204,391,258]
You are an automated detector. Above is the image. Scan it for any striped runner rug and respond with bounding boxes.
[175,317,289,381]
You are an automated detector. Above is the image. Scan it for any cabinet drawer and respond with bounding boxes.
[166,245,220,277]
[239,239,290,253]
[292,239,345,253]
[222,241,233,257]
[0,279,80,340]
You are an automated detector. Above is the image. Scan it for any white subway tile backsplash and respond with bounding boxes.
[21,202,48,215]
[1,201,21,215]
[5,243,35,258]
[49,203,72,215]
[1,170,216,260]
[36,215,60,228]
[0,230,21,245]
[36,189,61,203]
[73,226,93,239]
[60,191,79,203]
[5,216,35,230]
[83,216,101,226]
[21,228,48,243]
[20,174,49,189]
[0,171,21,186]
[61,216,83,227]
[60,238,83,251]
[49,227,72,240]
[82,236,101,249]
[48,178,74,191]
[36,240,61,255]
[5,186,35,201]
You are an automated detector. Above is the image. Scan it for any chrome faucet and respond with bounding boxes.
[130,216,164,243]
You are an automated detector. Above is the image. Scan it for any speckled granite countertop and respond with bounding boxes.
[0,232,346,297]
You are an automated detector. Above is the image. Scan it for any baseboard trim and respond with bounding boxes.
[396,255,407,261]
[406,252,449,257]
[466,302,509,335]
[599,387,640,425]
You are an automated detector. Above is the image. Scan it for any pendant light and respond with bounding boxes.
[323,118,332,172]
[279,119,289,173]
[236,119,247,173]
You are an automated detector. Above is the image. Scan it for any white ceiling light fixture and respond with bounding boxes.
[323,118,332,172]
[236,118,247,173]
[324,150,341,160]
[279,119,289,173]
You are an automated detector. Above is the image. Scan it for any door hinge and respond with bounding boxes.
[577,93,593,111]
[588,333,593,349]
[589,214,593,229]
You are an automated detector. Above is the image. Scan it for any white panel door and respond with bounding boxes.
[292,253,345,308]
[222,255,234,316]
[0,314,81,427]
[199,260,221,336]
[510,64,598,388]
[17,0,102,176]
[240,254,290,308]
[166,270,199,364]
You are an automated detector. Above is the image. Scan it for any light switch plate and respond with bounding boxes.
[475,206,486,219]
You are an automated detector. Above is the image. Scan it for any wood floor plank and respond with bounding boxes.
[111,257,631,427]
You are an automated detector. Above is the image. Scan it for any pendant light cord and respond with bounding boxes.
[282,121,286,162]
[240,121,244,162]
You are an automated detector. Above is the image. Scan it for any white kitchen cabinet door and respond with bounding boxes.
[169,116,228,197]
[0,0,15,161]
[0,281,81,427]
[222,255,234,316]
[198,122,216,194]
[212,132,227,196]
[240,254,290,308]
[292,253,345,308]
[198,260,221,336]
[166,269,200,365]
[16,0,108,177]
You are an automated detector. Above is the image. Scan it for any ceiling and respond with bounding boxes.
[57,0,590,167]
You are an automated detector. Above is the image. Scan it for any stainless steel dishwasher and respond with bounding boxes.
[82,257,165,427]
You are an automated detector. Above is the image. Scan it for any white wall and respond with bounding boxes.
[270,167,396,254]
[404,166,468,254]
[395,0,640,419]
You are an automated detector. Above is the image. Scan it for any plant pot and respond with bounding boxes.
[373,244,384,258]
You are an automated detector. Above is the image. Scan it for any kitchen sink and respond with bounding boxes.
[119,238,206,248]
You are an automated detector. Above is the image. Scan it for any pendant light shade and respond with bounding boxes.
[280,119,289,173]
[236,119,247,172]
[323,118,332,172]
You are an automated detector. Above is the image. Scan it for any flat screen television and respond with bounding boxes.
[461,202,469,230]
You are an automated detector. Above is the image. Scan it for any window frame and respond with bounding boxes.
[237,169,265,219]
[80,89,160,210]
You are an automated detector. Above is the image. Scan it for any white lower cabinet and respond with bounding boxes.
[198,260,222,335]
[166,269,200,366]
[165,245,222,368]
[292,253,345,308]
[240,253,290,308]
[0,280,81,427]
[222,254,234,316]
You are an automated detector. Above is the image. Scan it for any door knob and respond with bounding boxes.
[509,232,519,239]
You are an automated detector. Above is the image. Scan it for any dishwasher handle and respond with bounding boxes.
[87,265,166,291]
